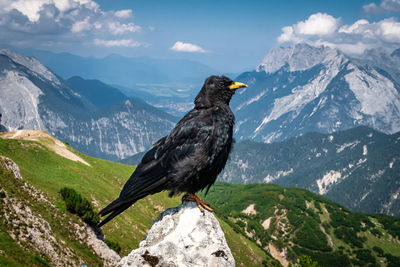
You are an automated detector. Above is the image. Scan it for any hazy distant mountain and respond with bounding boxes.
[65,76,128,109]
[220,126,400,216]
[359,47,400,84]
[0,47,216,116]
[5,47,217,86]
[231,43,400,143]
[0,49,176,161]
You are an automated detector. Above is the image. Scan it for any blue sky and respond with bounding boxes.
[1,0,400,72]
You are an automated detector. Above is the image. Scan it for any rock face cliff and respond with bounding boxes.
[118,202,235,267]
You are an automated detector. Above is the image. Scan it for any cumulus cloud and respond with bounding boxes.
[170,41,207,53]
[363,0,400,14]
[277,13,400,54]
[296,13,339,35]
[0,0,142,50]
[278,13,339,43]
[1,0,100,23]
[71,17,92,33]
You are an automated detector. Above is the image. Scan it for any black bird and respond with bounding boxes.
[98,76,247,227]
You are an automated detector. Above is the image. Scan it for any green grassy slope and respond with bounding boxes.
[0,131,268,265]
[201,183,400,267]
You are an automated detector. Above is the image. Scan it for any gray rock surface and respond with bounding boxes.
[118,202,235,267]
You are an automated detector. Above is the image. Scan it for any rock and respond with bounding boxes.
[0,155,22,179]
[118,202,235,267]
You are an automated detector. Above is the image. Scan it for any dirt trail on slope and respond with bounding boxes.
[268,243,289,267]
[0,130,91,167]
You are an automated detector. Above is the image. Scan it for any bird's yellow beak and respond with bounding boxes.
[229,82,248,90]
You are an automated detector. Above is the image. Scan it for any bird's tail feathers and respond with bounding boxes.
[98,198,124,217]
[97,176,168,227]
[97,202,132,227]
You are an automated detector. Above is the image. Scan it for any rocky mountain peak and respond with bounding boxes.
[232,43,400,144]
[256,43,344,74]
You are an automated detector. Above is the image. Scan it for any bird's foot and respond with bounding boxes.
[182,193,213,213]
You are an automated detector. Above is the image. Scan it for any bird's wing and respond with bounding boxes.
[98,108,215,226]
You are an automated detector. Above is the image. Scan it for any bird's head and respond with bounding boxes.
[194,75,248,108]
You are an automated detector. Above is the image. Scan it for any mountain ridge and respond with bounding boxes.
[0,49,176,161]
[231,43,400,143]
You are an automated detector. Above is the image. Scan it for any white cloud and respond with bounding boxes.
[296,13,339,35]
[277,26,300,43]
[170,41,207,53]
[337,18,400,43]
[277,13,340,44]
[108,21,141,35]
[71,17,92,33]
[0,0,144,50]
[380,19,400,42]
[94,38,144,47]
[114,9,133,18]
[316,41,370,55]
[363,0,400,14]
[2,0,100,22]
[338,19,369,34]
[277,13,400,55]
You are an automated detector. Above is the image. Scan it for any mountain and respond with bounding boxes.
[0,49,176,161]
[231,43,400,143]
[1,47,222,116]
[65,76,128,109]
[4,47,216,89]
[220,126,400,217]
[202,183,400,267]
[119,151,147,166]
[360,47,400,84]
[0,130,269,266]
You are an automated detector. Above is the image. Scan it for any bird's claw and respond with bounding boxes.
[182,193,213,213]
